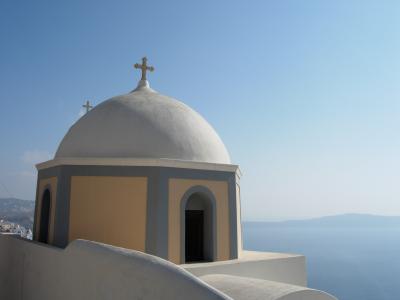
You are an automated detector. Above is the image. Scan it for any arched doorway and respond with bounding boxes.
[38,189,51,243]
[182,188,216,263]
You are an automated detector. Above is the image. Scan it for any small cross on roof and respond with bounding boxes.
[82,100,93,114]
[134,57,154,81]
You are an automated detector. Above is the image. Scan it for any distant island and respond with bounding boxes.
[245,213,400,228]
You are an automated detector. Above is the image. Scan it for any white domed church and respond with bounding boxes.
[0,58,336,300]
[33,57,241,264]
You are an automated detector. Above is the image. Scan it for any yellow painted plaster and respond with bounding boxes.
[69,176,147,251]
[168,179,230,264]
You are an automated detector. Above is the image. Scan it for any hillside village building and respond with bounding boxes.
[0,58,337,300]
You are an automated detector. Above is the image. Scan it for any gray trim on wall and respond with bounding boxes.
[228,175,238,259]
[36,166,66,247]
[36,165,239,260]
[32,176,41,241]
[155,169,170,259]
[144,169,159,256]
[54,168,71,247]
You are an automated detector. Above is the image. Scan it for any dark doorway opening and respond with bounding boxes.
[39,189,51,243]
[185,210,204,262]
[183,190,215,263]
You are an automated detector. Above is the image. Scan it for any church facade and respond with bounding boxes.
[1,58,336,300]
[33,58,242,264]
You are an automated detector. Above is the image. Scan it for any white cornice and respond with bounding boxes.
[36,157,240,174]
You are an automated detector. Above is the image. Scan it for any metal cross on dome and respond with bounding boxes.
[134,57,154,81]
[82,100,93,114]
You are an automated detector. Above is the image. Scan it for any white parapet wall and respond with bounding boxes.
[183,251,308,286]
[0,234,229,300]
[184,251,338,300]
[0,234,337,300]
[201,274,338,300]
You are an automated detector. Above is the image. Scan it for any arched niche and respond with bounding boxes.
[38,188,51,243]
[180,186,217,263]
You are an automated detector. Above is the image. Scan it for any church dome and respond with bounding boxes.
[55,80,231,164]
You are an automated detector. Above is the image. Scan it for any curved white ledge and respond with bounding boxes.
[36,157,240,174]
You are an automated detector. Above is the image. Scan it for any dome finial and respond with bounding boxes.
[134,57,154,81]
[82,100,93,114]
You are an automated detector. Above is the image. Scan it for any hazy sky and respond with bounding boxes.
[0,1,399,220]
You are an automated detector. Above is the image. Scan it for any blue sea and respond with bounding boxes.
[243,223,400,300]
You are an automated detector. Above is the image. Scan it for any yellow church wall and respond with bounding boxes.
[35,177,58,244]
[168,179,230,264]
[69,176,147,251]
